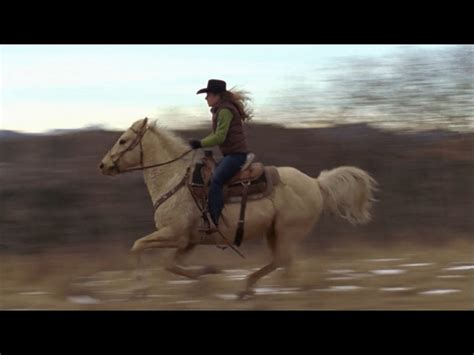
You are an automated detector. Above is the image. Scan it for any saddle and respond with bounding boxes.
[188,150,280,246]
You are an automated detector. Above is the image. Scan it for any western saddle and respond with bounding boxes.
[188,150,280,246]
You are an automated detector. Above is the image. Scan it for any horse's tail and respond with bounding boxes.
[316,166,379,225]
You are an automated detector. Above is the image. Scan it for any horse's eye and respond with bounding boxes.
[119,139,126,145]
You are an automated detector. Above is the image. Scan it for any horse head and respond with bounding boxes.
[98,117,148,176]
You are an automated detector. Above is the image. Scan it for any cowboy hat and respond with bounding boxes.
[196,79,227,95]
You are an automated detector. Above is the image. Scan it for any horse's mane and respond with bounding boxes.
[147,119,189,153]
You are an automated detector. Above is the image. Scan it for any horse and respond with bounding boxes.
[98,117,379,298]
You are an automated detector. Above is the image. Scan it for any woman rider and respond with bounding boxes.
[189,79,253,233]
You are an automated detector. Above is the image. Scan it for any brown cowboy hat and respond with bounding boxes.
[196,79,227,95]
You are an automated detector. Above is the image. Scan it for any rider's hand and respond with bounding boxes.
[189,139,202,150]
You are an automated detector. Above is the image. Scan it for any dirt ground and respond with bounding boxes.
[1,238,472,310]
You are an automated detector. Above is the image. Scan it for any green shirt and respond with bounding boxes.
[200,108,233,148]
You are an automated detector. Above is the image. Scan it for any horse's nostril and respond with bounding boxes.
[99,163,104,169]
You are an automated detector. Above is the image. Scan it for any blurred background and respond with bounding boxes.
[0,45,472,309]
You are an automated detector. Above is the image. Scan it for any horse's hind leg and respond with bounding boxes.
[165,243,220,279]
[238,262,278,299]
[238,226,295,299]
[238,229,279,298]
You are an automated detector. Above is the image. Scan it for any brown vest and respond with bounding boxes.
[211,101,249,156]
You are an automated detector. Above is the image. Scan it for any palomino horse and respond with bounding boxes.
[98,118,379,297]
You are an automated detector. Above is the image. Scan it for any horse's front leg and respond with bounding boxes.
[129,226,180,295]
[131,226,180,254]
[130,226,218,280]
[165,243,220,279]
[131,226,178,272]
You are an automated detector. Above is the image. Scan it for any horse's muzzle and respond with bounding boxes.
[99,162,119,176]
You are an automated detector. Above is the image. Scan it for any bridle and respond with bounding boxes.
[108,124,193,174]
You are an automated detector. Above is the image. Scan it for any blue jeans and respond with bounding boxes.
[208,153,247,225]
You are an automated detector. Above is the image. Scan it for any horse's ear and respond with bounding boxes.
[142,117,149,129]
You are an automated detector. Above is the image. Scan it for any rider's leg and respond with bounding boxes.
[208,153,247,226]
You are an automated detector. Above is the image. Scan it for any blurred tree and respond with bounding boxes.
[268,46,473,131]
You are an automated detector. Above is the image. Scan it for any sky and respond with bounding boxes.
[0,45,450,133]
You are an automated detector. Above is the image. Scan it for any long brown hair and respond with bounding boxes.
[220,88,253,122]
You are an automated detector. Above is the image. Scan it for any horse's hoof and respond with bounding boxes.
[129,281,151,299]
[237,289,255,300]
[203,265,221,275]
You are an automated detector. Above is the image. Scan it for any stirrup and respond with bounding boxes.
[198,212,219,234]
